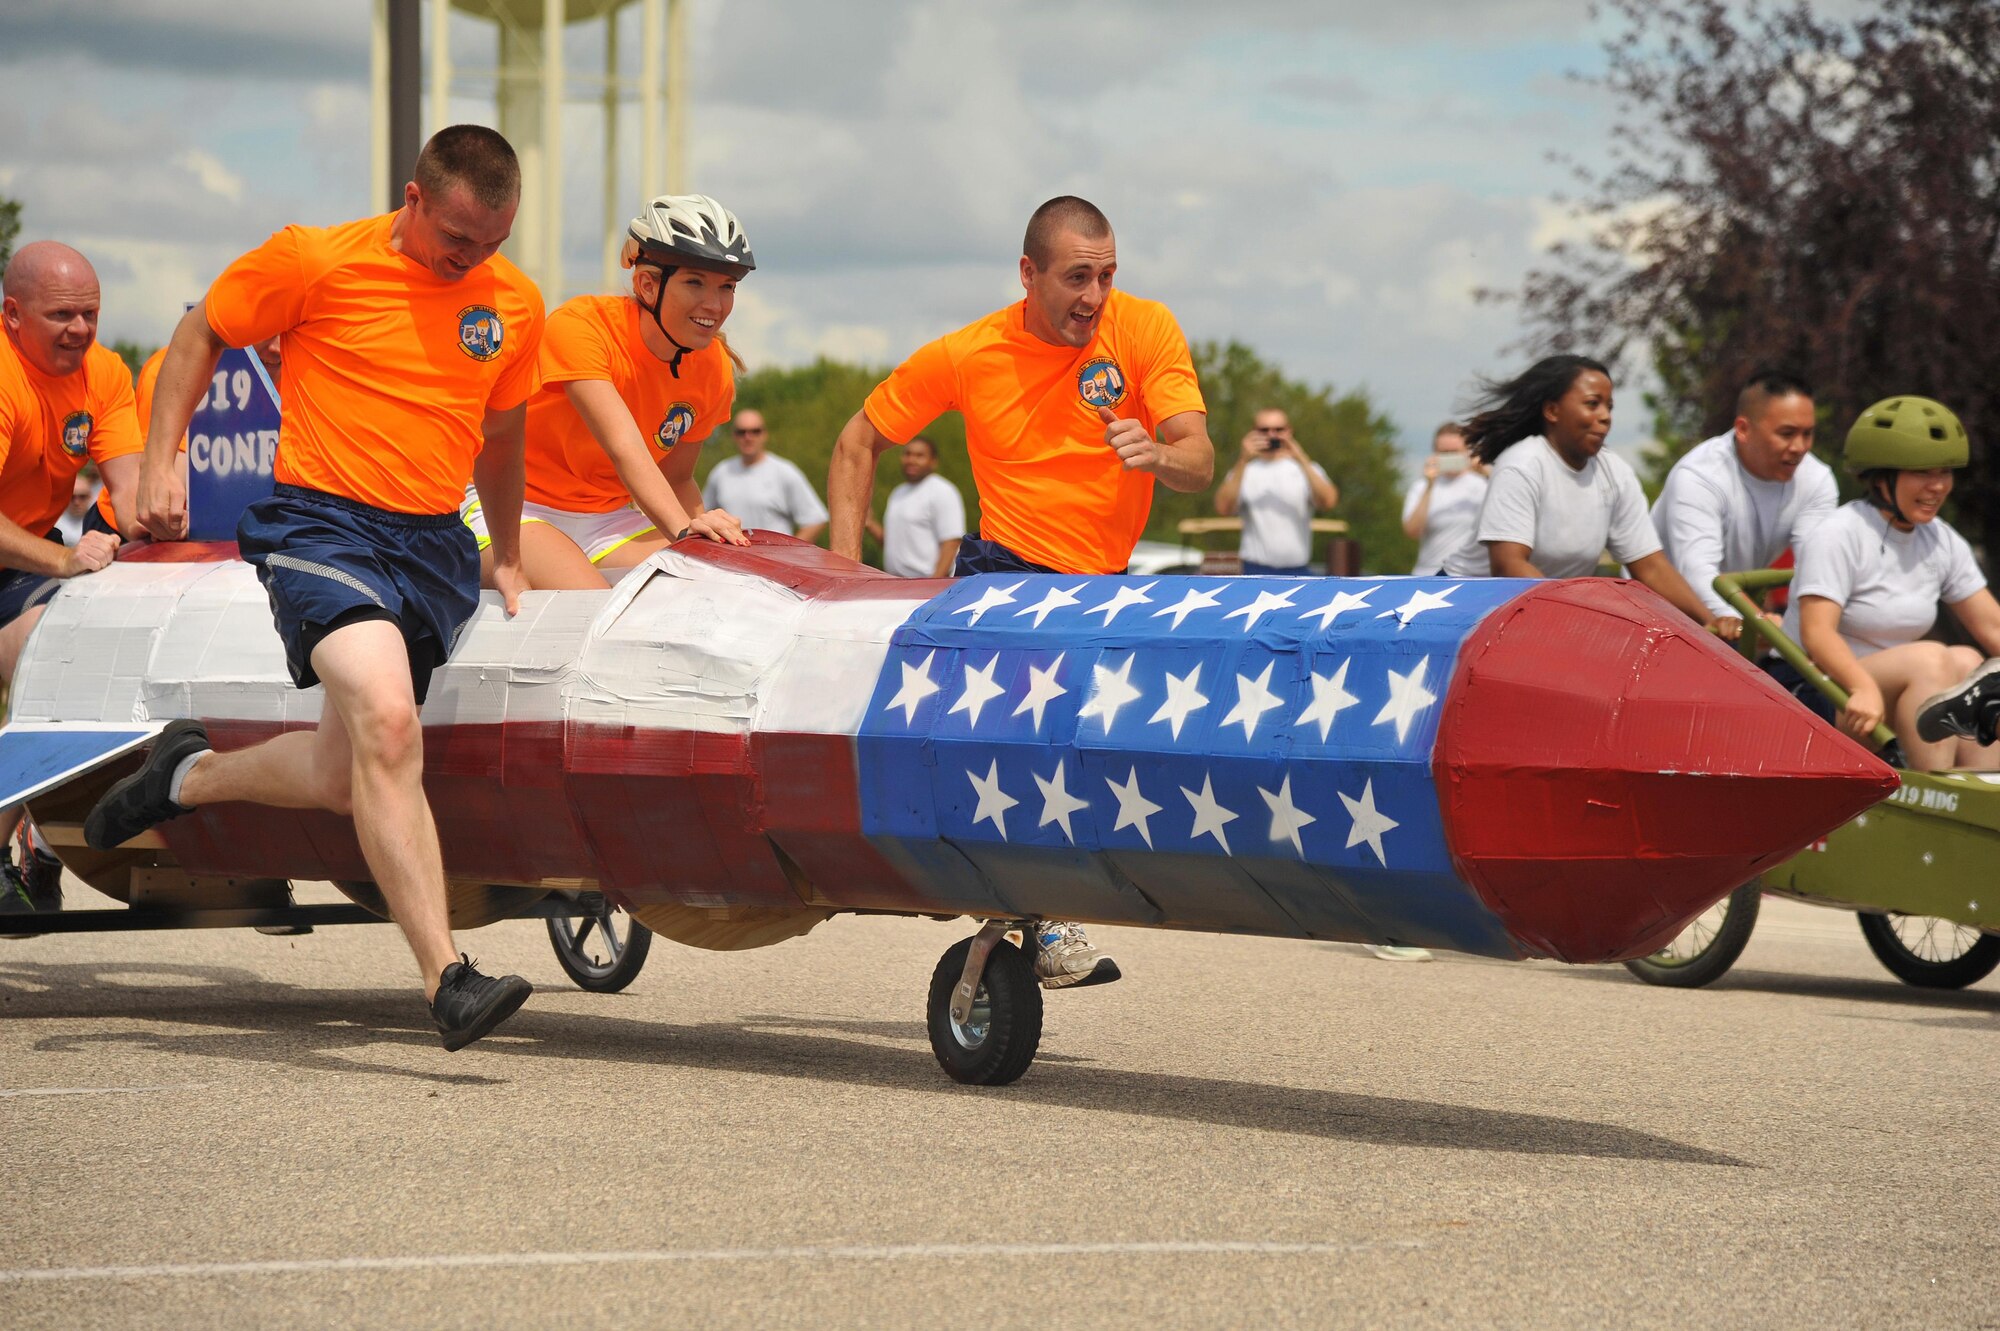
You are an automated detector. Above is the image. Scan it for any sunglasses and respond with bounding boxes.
[733,427,766,437]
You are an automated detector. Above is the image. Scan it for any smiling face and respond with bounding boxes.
[1890,467,1954,526]
[1,244,101,378]
[1735,392,1816,483]
[398,179,516,282]
[1020,226,1117,349]
[1542,369,1614,466]
[636,263,737,359]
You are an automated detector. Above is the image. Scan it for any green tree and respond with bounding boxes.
[0,195,20,272]
[1515,0,2000,544]
[708,343,1411,574]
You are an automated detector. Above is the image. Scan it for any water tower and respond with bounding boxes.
[369,0,688,298]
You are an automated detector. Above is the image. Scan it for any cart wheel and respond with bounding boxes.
[546,901,652,993]
[927,937,1042,1086]
[1623,884,1762,988]
[1856,913,2000,989]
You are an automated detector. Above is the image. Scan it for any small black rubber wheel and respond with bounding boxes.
[1856,913,2000,990]
[546,902,652,993]
[927,937,1043,1085]
[1623,884,1762,988]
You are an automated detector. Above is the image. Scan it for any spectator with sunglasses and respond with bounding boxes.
[702,408,828,544]
[1213,407,1337,574]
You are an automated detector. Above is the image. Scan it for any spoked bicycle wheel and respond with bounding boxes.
[1856,912,2000,989]
[1622,884,1762,988]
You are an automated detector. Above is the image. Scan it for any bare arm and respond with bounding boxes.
[472,402,527,614]
[1799,594,1880,738]
[0,512,113,578]
[1486,541,1543,579]
[828,409,903,562]
[1292,448,1338,510]
[139,305,230,540]
[1101,408,1212,493]
[1628,550,1738,638]
[565,380,745,546]
[1402,458,1439,539]
[97,454,146,543]
[932,538,961,578]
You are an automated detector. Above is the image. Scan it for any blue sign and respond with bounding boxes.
[187,344,282,541]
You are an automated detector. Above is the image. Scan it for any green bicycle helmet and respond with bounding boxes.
[1842,396,1969,474]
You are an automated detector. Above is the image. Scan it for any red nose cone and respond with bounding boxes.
[1434,579,1899,963]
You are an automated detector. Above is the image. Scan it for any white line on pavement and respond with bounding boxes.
[0,1084,210,1099]
[0,1239,1427,1283]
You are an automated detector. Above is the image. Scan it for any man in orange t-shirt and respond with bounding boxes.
[827,195,1215,989]
[84,127,545,1051]
[0,241,139,916]
[830,195,1211,579]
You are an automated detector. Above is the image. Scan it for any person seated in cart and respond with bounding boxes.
[461,194,752,589]
[1783,395,2000,772]
[1650,368,1838,627]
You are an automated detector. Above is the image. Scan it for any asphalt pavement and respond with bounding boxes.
[2,880,1995,1330]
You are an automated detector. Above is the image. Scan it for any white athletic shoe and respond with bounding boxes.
[1368,944,1434,962]
[1032,920,1122,989]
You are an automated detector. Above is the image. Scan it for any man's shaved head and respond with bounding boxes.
[1023,196,1112,268]
[2,241,101,377]
[2,241,97,303]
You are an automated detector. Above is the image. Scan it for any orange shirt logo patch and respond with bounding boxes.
[1077,357,1127,410]
[458,305,505,361]
[60,410,94,457]
[655,402,696,453]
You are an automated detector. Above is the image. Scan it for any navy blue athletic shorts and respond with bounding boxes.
[0,530,64,630]
[951,533,1136,578]
[237,483,479,706]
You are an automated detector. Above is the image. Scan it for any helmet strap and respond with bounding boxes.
[638,263,692,378]
[1869,472,1914,530]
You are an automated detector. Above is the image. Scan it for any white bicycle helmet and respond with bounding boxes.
[627,194,755,274]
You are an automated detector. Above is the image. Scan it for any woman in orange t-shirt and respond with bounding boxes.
[463,194,755,589]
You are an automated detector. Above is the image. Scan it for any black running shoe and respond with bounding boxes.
[1917,660,2000,745]
[0,860,32,914]
[429,954,533,1051]
[22,849,62,913]
[83,720,211,850]
[0,857,39,938]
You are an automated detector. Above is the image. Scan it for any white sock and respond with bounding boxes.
[168,751,210,807]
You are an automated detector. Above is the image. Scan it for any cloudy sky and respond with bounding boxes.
[1,0,1644,468]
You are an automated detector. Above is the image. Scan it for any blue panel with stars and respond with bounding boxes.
[854,573,1536,950]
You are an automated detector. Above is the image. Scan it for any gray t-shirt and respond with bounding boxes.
[1402,470,1489,575]
[702,454,830,537]
[1651,432,1838,617]
[1443,437,1660,578]
[882,472,967,577]
[1784,500,1985,657]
